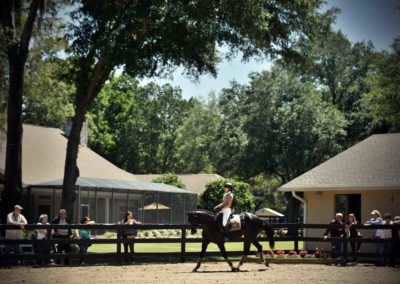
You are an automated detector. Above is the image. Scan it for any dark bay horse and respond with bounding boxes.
[187,210,275,272]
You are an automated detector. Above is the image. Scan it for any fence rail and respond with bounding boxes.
[0,223,399,265]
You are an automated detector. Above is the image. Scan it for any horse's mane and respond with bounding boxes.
[193,209,216,217]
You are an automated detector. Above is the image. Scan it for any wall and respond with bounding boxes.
[304,189,400,252]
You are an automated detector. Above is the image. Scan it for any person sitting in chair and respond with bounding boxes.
[214,182,234,241]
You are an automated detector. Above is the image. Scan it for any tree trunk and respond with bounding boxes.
[0,50,24,223]
[61,109,85,221]
[61,54,111,221]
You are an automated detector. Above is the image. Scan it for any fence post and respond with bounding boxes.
[47,228,52,265]
[294,223,299,251]
[181,227,186,263]
[117,228,122,264]
[342,224,347,264]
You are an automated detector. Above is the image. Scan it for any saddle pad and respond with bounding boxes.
[228,214,241,231]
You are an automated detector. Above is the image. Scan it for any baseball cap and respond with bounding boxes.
[370,210,381,215]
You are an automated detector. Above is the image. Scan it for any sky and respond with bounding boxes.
[140,0,400,100]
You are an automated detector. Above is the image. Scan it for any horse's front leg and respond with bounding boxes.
[193,240,209,272]
[236,241,251,270]
[217,243,235,271]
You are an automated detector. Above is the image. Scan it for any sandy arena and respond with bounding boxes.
[0,263,399,284]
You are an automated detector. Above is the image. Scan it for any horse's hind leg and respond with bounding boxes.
[236,241,251,270]
[217,243,235,271]
[252,240,269,267]
[193,240,209,272]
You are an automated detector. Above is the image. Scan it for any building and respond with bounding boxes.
[0,124,197,224]
[135,174,224,195]
[279,133,400,251]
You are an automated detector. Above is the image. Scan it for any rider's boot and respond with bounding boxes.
[223,226,229,242]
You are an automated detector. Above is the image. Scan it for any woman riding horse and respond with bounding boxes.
[214,182,234,241]
[187,183,275,272]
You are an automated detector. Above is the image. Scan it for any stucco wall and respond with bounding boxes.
[303,190,400,252]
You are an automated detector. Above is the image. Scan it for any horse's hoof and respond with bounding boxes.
[231,267,239,272]
[192,269,198,273]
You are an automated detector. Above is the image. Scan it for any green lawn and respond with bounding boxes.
[90,241,303,253]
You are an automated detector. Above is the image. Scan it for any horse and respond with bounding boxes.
[187,209,275,272]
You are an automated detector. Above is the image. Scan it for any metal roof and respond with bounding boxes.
[32,177,195,195]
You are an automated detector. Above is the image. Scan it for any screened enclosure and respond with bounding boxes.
[25,177,197,224]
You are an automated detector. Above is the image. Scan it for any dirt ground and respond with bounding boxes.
[0,262,399,284]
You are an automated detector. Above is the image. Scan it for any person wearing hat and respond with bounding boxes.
[5,205,28,261]
[365,209,383,258]
[214,182,234,241]
[323,213,345,258]
[376,213,393,266]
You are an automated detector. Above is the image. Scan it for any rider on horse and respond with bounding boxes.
[214,182,234,241]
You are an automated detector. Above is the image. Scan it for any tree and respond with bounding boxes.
[152,174,186,190]
[22,27,74,128]
[0,0,54,222]
[362,37,400,132]
[89,74,191,173]
[238,67,347,222]
[283,10,375,143]
[62,0,323,219]
[211,82,248,177]
[200,179,254,212]
[175,97,220,173]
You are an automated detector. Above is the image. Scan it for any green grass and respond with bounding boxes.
[89,241,303,253]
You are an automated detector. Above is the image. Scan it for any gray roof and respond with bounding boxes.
[136,174,224,194]
[0,124,139,185]
[32,177,194,195]
[279,133,400,192]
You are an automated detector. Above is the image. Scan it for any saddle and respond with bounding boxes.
[227,214,242,232]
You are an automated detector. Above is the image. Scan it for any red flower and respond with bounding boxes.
[299,250,308,257]
[314,250,320,257]
[264,250,275,255]
[289,250,297,255]
[276,250,285,255]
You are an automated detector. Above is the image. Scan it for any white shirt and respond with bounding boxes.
[5,212,27,239]
[376,221,393,239]
[36,222,49,239]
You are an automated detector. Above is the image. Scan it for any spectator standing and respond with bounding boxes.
[36,214,50,265]
[392,216,400,267]
[77,216,95,264]
[376,213,393,266]
[346,213,362,263]
[122,211,141,262]
[365,209,383,258]
[5,205,27,264]
[323,213,345,258]
[52,209,72,265]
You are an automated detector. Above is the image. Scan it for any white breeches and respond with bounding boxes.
[221,208,232,227]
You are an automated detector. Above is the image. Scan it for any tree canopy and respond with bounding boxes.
[200,179,254,212]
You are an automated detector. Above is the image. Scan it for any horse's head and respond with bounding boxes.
[186,210,215,232]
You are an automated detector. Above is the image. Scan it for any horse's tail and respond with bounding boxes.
[263,221,275,250]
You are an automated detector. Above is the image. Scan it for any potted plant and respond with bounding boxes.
[276,250,286,258]
[264,250,275,257]
[314,250,321,258]
[288,250,299,258]
[299,250,308,258]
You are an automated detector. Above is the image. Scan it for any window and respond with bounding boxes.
[335,194,361,221]
[81,204,89,219]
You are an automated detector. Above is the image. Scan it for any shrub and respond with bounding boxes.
[104,231,117,239]
[152,174,186,189]
[200,179,255,212]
